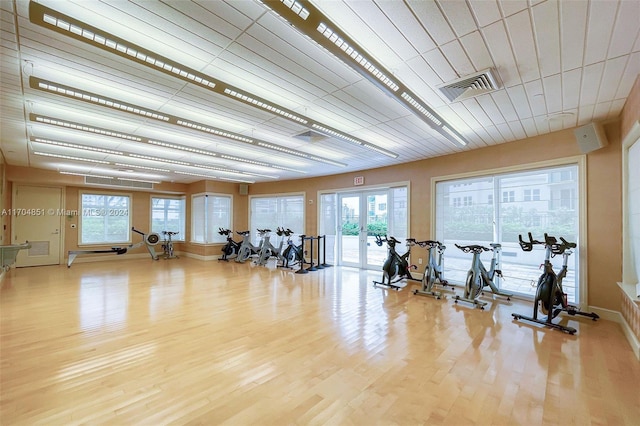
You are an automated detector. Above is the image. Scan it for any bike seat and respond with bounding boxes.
[237,230,250,235]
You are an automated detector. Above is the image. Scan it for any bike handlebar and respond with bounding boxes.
[519,232,576,254]
[455,243,491,254]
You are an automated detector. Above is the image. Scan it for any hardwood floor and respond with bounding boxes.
[1,257,639,425]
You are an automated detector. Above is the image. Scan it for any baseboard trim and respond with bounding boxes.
[590,305,640,361]
[180,252,223,262]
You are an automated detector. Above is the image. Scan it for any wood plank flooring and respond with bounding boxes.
[1,257,639,425]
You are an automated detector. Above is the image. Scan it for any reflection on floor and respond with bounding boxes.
[1,257,638,425]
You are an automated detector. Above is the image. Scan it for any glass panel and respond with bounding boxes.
[319,193,337,265]
[80,194,130,244]
[366,193,387,266]
[435,164,580,302]
[340,195,360,264]
[151,197,185,241]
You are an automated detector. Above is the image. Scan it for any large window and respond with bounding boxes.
[250,194,304,244]
[151,197,185,241]
[80,193,131,244]
[435,163,581,302]
[191,193,232,244]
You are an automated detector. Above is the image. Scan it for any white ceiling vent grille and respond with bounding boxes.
[293,129,330,143]
[85,176,153,189]
[437,68,500,102]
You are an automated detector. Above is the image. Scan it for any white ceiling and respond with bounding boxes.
[1,0,639,185]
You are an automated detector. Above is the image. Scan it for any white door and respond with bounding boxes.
[13,185,62,267]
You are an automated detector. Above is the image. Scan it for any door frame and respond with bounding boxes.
[11,184,65,266]
[319,180,411,270]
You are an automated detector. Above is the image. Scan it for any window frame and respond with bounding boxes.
[249,192,305,244]
[190,192,233,245]
[78,190,132,246]
[150,196,186,242]
[431,156,587,303]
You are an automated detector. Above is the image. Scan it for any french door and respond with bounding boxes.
[337,189,404,269]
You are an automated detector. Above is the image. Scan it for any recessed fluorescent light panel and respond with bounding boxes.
[29,2,397,157]
[258,0,469,147]
[30,78,347,168]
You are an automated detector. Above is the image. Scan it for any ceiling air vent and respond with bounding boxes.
[293,129,330,143]
[437,68,500,102]
[85,176,153,190]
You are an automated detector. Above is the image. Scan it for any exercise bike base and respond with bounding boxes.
[564,307,600,320]
[454,295,487,309]
[373,281,403,291]
[511,313,577,335]
[413,289,443,299]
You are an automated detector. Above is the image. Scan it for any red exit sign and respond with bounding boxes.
[354,176,364,186]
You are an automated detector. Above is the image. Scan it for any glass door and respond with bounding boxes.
[338,191,389,269]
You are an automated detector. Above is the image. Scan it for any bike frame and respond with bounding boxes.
[454,243,512,309]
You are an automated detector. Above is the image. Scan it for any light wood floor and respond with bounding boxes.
[1,257,639,425]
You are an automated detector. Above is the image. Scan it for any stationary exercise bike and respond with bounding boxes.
[512,233,599,334]
[218,228,241,261]
[235,229,265,263]
[413,240,449,299]
[280,230,305,269]
[454,243,512,309]
[373,235,419,290]
[255,228,287,266]
[161,231,179,259]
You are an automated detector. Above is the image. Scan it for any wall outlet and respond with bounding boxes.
[418,258,422,264]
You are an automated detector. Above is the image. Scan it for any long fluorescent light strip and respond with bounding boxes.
[32,4,395,159]
[317,23,399,92]
[32,115,300,175]
[33,151,110,164]
[219,155,305,174]
[114,163,170,173]
[129,154,190,166]
[41,13,216,90]
[174,171,255,184]
[32,78,347,167]
[223,89,308,124]
[176,120,254,143]
[34,116,141,141]
[280,0,310,19]
[442,126,468,147]
[258,0,467,148]
[36,81,169,121]
[59,171,160,184]
[32,138,124,155]
[400,93,442,126]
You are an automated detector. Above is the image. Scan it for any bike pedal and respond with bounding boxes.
[495,269,503,277]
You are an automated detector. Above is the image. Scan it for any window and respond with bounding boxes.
[435,163,581,302]
[250,194,304,244]
[151,197,185,241]
[80,192,131,244]
[523,188,541,201]
[502,190,515,202]
[191,193,232,244]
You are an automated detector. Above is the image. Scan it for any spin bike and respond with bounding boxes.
[218,228,241,261]
[511,233,599,334]
[235,229,265,263]
[255,228,287,266]
[280,230,305,269]
[373,235,420,290]
[454,243,512,309]
[413,240,449,299]
[161,231,179,259]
